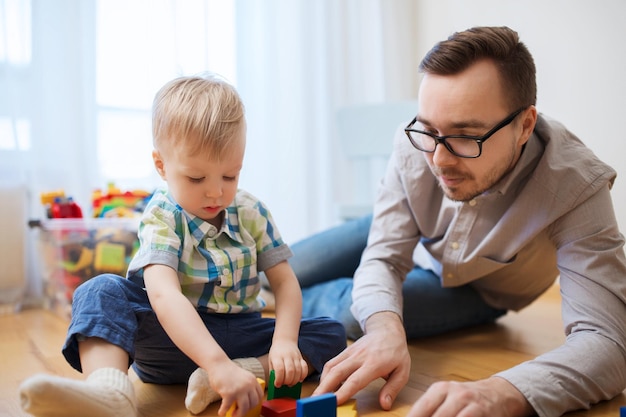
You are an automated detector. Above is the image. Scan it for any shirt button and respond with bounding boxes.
[451,242,460,250]
[468,199,477,206]
[208,229,217,238]
[222,268,230,276]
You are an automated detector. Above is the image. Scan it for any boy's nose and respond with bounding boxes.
[204,183,222,198]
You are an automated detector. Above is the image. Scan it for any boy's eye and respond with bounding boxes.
[223,176,236,182]
[188,177,204,183]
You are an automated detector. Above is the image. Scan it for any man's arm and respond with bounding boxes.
[407,377,533,417]
[496,184,626,416]
[314,127,418,409]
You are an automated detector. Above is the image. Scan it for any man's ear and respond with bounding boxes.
[517,105,538,147]
[152,150,166,179]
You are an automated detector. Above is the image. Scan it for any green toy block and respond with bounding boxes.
[267,369,302,400]
[94,242,126,273]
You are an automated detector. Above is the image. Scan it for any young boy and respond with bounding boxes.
[19,75,347,417]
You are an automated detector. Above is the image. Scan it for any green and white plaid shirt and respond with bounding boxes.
[127,189,292,313]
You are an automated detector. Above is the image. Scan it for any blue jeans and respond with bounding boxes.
[63,274,346,383]
[293,215,507,340]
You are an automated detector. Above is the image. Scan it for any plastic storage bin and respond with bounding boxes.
[34,218,140,319]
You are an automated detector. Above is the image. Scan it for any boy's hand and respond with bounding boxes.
[269,341,308,387]
[208,361,264,417]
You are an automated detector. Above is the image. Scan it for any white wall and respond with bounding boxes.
[413,0,626,229]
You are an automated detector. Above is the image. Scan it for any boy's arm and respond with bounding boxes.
[144,264,263,415]
[264,261,308,386]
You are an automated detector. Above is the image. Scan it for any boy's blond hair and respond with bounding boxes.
[152,74,245,160]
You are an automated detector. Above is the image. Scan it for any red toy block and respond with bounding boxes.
[261,398,297,417]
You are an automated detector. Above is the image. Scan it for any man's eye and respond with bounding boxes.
[419,125,437,135]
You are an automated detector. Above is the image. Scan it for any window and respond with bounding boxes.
[0,0,31,65]
[95,0,236,188]
[0,0,32,153]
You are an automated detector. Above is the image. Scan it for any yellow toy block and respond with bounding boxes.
[337,398,358,417]
[94,242,126,273]
[226,378,266,417]
[40,190,66,206]
[63,247,94,273]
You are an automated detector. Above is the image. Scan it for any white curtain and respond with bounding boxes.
[235,0,419,242]
[0,0,419,301]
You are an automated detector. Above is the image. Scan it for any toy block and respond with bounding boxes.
[94,242,126,273]
[620,405,626,417]
[261,398,297,417]
[296,393,337,417]
[63,247,94,273]
[226,378,266,417]
[267,369,302,400]
[336,399,358,417]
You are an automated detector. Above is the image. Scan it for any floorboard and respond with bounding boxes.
[1,283,625,416]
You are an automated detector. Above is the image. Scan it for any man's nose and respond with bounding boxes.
[431,143,458,167]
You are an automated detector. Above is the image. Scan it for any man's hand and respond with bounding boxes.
[407,377,533,417]
[313,311,411,410]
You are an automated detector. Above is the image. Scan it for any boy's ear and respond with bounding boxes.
[152,150,166,178]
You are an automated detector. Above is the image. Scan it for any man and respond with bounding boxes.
[295,26,626,416]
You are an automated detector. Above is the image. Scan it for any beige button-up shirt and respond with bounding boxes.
[352,114,626,416]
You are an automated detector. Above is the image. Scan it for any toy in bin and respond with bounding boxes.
[92,183,151,218]
[34,217,140,318]
[33,184,151,318]
[40,190,83,219]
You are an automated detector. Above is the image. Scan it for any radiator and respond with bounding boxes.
[0,185,27,314]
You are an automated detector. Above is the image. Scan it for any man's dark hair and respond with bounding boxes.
[419,26,537,111]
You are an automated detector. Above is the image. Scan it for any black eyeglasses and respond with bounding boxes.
[404,108,525,158]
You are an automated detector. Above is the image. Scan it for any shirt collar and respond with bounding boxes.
[163,192,245,244]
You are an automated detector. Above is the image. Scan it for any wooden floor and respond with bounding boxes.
[1,283,625,417]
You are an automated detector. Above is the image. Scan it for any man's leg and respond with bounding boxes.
[400,268,507,338]
[302,277,361,339]
[301,266,506,340]
[290,215,371,288]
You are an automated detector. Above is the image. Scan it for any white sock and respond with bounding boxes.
[185,357,265,415]
[19,368,136,417]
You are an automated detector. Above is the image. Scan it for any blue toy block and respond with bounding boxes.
[620,405,626,417]
[296,393,337,417]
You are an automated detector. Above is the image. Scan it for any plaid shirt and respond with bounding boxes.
[127,189,292,313]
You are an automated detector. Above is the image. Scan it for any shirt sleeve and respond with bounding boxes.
[235,192,293,273]
[126,194,182,286]
[350,126,422,330]
[496,184,626,416]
